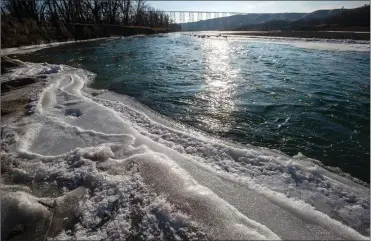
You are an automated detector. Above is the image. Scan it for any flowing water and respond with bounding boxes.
[15,33,370,183]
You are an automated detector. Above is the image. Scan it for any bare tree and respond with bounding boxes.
[2,0,170,27]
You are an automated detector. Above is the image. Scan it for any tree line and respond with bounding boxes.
[1,0,171,28]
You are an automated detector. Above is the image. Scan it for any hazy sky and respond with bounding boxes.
[148,1,368,13]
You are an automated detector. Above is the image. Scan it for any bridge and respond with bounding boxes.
[162,11,245,24]
[157,11,247,31]
[2,0,247,31]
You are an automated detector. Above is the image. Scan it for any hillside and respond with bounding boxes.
[183,5,370,32]
[286,5,370,31]
[184,13,306,31]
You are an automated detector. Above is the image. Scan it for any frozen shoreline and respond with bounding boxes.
[1,37,121,56]
[2,32,370,59]
[1,58,369,240]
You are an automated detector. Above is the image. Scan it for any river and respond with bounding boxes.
[15,32,370,183]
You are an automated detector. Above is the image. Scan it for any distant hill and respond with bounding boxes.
[183,13,306,31]
[285,5,370,31]
[299,9,346,21]
[183,5,370,32]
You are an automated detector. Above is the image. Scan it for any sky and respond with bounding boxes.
[148,1,369,13]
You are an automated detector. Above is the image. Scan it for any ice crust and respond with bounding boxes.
[1,61,369,240]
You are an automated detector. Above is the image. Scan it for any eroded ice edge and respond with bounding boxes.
[1,58,369,240]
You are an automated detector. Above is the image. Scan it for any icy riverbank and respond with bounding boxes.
[1,60,369,240]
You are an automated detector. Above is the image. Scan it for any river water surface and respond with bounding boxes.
[16,33,370,183]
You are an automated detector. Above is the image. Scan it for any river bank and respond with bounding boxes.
[1,18,169,49]
[222,30,370,40]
